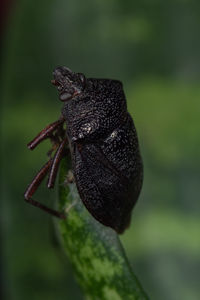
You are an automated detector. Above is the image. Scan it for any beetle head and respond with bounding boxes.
[52,66,86,102]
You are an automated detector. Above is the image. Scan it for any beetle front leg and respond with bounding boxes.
[24,158,66,219]
[27,116,65,150]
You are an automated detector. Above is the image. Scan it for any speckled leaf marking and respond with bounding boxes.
[56,158,149,300]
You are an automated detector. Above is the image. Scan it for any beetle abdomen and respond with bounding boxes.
[72,114,143,233]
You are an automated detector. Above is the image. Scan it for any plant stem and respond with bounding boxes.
[56,158,149,300]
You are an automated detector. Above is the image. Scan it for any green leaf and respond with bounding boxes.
[56,158,149,300]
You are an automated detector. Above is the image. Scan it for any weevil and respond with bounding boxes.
[24,66,143,233]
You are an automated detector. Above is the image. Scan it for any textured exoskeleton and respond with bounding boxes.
[53,67,143,233]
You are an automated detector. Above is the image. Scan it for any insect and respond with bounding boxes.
[24,66,143,233]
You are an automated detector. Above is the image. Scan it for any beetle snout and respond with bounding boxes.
[52,68,64,82]
[53,66,73,80]
[52,66,82,102]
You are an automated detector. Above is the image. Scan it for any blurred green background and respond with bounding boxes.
[1,0,200,299]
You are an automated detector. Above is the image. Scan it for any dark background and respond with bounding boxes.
[1,1,200,299]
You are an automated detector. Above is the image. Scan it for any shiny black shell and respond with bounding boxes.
[61,77,143,233]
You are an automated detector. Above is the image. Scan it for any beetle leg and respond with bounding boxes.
[65,200,78,213]
[47,137,68,188]
[24,158,66,219]
[46,140,61,158]
[27,116,65,150]
[65,170,75,184]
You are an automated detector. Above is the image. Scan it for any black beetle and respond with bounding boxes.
[24,66,143,233]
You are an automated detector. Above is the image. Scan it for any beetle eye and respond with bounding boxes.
[78,73,86,86]
[59,92,72,101]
